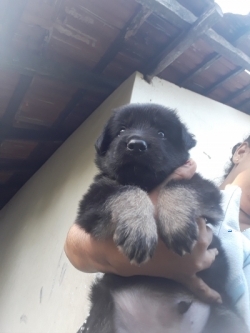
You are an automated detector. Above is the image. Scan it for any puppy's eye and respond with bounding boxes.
[158,131,165,138]
[118,127,126,136]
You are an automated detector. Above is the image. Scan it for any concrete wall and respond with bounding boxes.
[0,74,135,333]
[1,71,250,333]
[131,73,250,183]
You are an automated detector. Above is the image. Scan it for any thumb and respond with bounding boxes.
[182,275,222,304]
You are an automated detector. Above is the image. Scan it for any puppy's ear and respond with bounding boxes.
[182,126,196,150]
[95,122,112,156]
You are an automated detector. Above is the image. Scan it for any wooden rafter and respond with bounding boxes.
[238,98,250,107]
[0,75,32,127]
[0,160,39,173]
[179,28,250,87]
[0,4,151,142]
[136,0,194,30]
[223,83,250,104]
[94,6,152,73]
[0,50,118,138]
[52,89,86,128]
[137,0,250,76]
[0,127,67,143]
[179,52,219,87]
[203,67,243,95]
[0,184,19,194]
[55,5,152,128]
[144,4,223,81]
[203,30,250,73]
[0,50,120,91]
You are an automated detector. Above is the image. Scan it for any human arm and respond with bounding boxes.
[65,220,220,303]
[231,168,250,231]
[64,159,221,303]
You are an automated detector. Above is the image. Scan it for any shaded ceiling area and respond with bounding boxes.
[0,0,250,209]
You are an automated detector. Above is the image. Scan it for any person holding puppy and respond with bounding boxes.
[65,136,250,331]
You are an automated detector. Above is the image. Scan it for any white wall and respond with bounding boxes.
[1,71,250,333]
[131,73,250,184]
[0,74,135,333]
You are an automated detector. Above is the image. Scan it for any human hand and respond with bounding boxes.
[65,159,221,303]
[103,217,220,304]
[166,218,221,304]
[65,218,221,304]
[149,159,197,206]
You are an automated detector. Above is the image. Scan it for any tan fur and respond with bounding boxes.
[157,186,199,255]
[107,188,157,264]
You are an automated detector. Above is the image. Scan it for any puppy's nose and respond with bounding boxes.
[127,139,147,152]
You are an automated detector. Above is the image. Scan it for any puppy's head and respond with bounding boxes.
[95,103,196,190]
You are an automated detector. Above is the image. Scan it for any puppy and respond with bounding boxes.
[76,104,249,333]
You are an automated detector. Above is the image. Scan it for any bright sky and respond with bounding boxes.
[215,0,250,15]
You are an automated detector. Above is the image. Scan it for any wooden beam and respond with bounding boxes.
[179,52,220,86]
[136,0,195,30]
[223,83,250,104]
[0,201,9,210]
[179,28,250,87]
[0,50,120,90]
[94,6,152,74]
[0,127,67,143]
[0,5,149,134]
[203,67,243,95]
[203,29,250,73]
[0,193,18,210]
[137,0,250,76]
[236,99,250,113]
[0,184,19,194]
[58,6,152,129]
[237,98,250,108]
[144,4,223,81]
[0,164,38,173]
[52,89,85,128]
[0,159,44,172]
[0,75,32,126]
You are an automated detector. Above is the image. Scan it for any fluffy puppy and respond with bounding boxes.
[76,103,249,333]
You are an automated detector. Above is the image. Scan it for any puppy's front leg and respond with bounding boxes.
[77,178,157,265]
[157,174,223,256]
[108,187,158,265]
[156,183,199,256]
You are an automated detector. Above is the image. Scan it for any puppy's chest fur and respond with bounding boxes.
[112,285,210,333]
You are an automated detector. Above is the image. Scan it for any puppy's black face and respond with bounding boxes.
[95,104,196,191]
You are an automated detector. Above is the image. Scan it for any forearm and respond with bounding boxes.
[64,224,112,273]
[64,221,221,303]
[64,223,164,277]
[64,160,221,302]
[65,160,197,273]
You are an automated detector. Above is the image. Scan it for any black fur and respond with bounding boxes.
[76,104,249,333]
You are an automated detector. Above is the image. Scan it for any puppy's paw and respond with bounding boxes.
[109,188,158,264]
[114,218,158,265]
[158,216,198,255]
[157,187,199,256]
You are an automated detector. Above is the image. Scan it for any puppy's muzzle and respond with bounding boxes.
[127,139,148,153]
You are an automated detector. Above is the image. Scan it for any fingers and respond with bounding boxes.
[198,248,219,271]
[184,275,222,304]
[196,218,213,250]
[170,159,197,181]
[193,218,218,271]
[149,159,197,204]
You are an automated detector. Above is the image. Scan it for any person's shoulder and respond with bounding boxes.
[232,169,250,187]
[232,169,250,216]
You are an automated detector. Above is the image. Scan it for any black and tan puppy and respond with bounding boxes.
[76,104,249,333]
